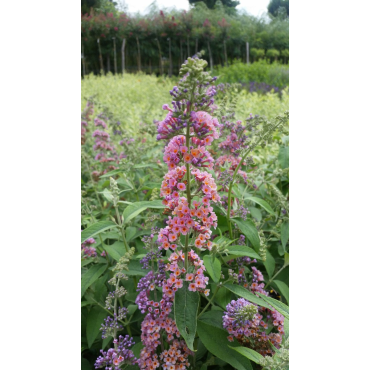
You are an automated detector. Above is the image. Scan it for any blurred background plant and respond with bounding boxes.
[81,0,289,77]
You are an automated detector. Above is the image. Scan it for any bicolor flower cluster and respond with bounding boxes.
[136,247,193,369]
[223,298,284,356]
[81,100,94,144]
[81,237,97,258]
[162,135,214,170]
[215,115,261,188]
[138,58,223,369]
[164,249,210,296]
[158,168,219,252]
[95,335,137,369]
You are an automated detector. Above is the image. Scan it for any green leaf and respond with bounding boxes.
[81,258,95,267]
[127,304,138,315]
[174,282,200,351]
[256,293,289,319]
[229,346,264,364]
[264,250,275,278]
[225,245,261,260]
[101,188,113,202]
[232,218,260,251]
[198,310,224,329]
[213,285,232,310]
[273,280,289,304]
[281,222,289,251]
[81,301,91,307]
[133,163,158,169]
[197,321,252,370]
[278,146,289,169]
[223,284,270,309]
[284,253,289,266]
[249,207,262,221]
[81,358,92,370]
[284,317,289,338]
[125,227,137,242]
[125,260,150,276]
[103,241,126,261]
[203,255,221,283]
[245,196,275,215]
[102,337,112,350]
[86,306,107,348]
[99,169,122,178]
[132,342,144,358]
[81,221,117,244]
[81,264,107,297]
[123,200,166,224]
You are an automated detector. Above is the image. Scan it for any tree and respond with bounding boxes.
[189,0,240,11]
[267,0,289,17]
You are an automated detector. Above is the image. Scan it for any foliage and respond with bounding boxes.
[81,56,289,369]
[81,2,289,75]
[213,60,289,89]
[268,0,289,18]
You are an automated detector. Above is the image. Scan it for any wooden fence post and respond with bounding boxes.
[82,42,86,77]
[97,38,104,74]
[246,41,249,64]
[113,37,117,74]
[168,38,172,77]
[155,38,163,75]
[121,38,126,74]
[207,39,213,71]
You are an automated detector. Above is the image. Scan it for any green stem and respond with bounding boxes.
[88,298,127,326]
[184,102,193,272]
[114,205,130,253]
[197,286,220,319]
[265,265,287,289]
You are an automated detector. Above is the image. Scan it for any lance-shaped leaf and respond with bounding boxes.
[203,255,221,282]
[86,306,107,348]
[229,346,264,364]
[256,292,289,319]
[81,221,117,244]
[197,321,252,370]
[81,263,107,297]
[174,282,199,351]
[223,284,270,309]
[232,218,260,251]
[281,222,289,251]
[245,196,275,215]
[123,200,166,224]
[224,245,261,260]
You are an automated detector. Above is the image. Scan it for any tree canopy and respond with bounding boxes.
[268,0,289,17]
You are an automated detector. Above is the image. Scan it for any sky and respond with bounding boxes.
[117,0,270,17]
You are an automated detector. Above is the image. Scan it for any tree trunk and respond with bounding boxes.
[207,39,213,71]
[168,38,172,77]
[107,55,110,72]
[121,38,126,74]
[246,42,249,64]
[156,38,163,75]
[136,36,141,72]
[195,38,198,54]
[97,38,104,74]
[113,38,117,74]
[223,39,228,67]
[149,59,152,74]
[187,35,190,58]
